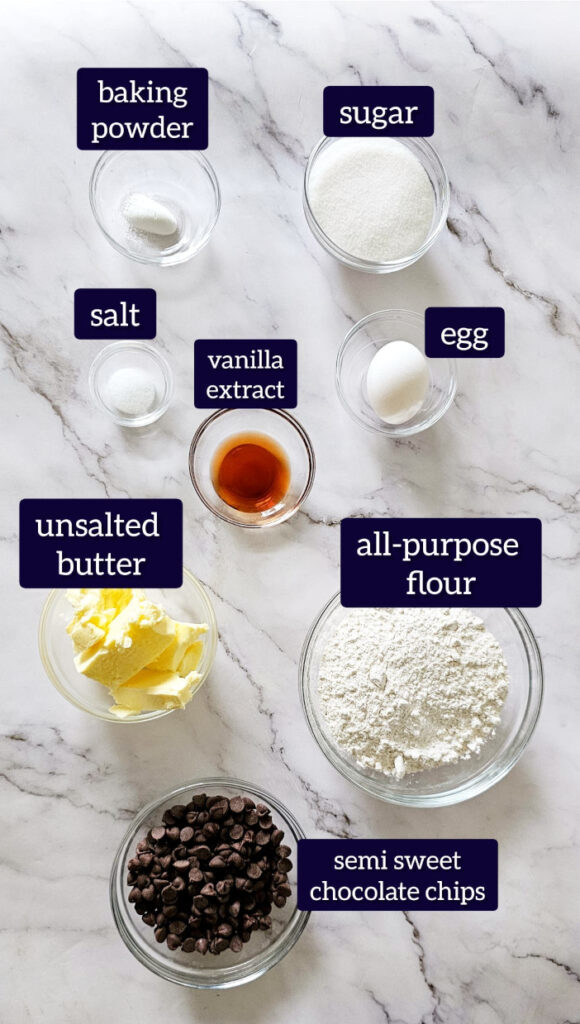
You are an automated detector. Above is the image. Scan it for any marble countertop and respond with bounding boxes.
[2,1,579,1021]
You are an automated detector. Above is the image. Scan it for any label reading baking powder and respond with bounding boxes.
[323,86,434,137]
[194,340,297,409]
[340,518,542,607]
[74,289,156,340]
[298,840,498,911]
[425,307,505,358]
[19,499,182,587]
[77,68,208,149]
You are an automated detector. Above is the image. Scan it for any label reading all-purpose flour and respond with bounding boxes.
[19,500,182,587]
[425,307,506,358]
[298,840,498,911]
[323,86,434,137]
[74,289,157,340]
[194,340,297,408]
[77,69,208,148]
[340,518,542,607]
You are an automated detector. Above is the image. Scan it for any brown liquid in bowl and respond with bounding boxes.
[211,432,291,513]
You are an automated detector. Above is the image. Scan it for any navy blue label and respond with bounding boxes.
[323,86,434,137]
[194,340,297,409]
[20,500,182,587]
[77,68,208,149]
[426,307,505,358]
[340,518,541,607]
[74,289,156,340]
[298,840,497,911]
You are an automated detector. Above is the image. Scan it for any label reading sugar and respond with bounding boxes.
[298,840,498,911]
[323,85,434,137]
[425,307,505,358]
[77,68,208,149]
[74,288,156,340]
[19,499,182,587]
[194,340,297,408]
[340,518,542,607]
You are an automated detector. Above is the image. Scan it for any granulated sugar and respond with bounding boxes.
[318,607,509,779]
[308,138,435,262]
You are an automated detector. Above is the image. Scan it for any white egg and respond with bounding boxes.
[366,340,429,424]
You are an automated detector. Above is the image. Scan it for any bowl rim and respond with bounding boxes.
[303,135,450,273]
[299,593,544,807]
[88,340,174,427]
[188,408,316,529]
[336,308,458,437]
[110,776,311,989]
[38,568,218,724]
[89,149,221,266]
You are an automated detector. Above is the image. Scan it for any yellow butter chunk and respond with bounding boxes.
[149,620,208,673]
[66,588,209,715]
[110,668,201,716]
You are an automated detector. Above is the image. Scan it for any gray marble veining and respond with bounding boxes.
[1,2,579,1021]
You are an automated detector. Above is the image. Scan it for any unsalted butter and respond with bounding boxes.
[66,588,208,716]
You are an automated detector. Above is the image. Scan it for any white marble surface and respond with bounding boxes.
[1,1,579,1021]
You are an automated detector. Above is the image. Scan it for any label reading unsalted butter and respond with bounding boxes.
[19,499,182,587]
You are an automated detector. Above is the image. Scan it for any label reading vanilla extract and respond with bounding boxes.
[77,68,208,149]
[19,499,182,587]
[194,339,297,409]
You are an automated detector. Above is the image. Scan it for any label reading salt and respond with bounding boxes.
[425,307,505,358]
[19,499,182,587]
[194,340,297,409]
[77,68,208,149]
[340,517,542,607]
[323,85,434,137]
[74,289,156,340]
[298,840,498,911]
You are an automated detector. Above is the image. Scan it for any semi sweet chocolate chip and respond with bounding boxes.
[126,791,293,957]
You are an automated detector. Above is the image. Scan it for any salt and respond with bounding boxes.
[308,138,435,262]
[103,367,157,418]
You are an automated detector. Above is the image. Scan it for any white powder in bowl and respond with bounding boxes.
[103,367,158,417]
[308,138,435,263]
[318,607,509,779]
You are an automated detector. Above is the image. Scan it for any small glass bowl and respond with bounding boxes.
[299,594,543,807]
[336,309,456,437]
[189,409,316,528]
[88,341,173,428]
[110,778,309,988]
[38,569,218,723]
[90,150,221,266]
[303,136,449,273]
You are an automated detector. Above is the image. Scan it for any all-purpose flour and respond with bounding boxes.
[318,607,509,779]
[308,138,435,262]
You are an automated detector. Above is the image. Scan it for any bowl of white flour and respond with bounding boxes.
[299,595,543,806]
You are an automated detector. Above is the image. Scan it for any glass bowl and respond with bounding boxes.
[110,778,310,988]
[299,594,543,807]
[303,136,449,273]
[189,409,316,528]
[38,569,218,723]
[90,150,221,266]
[336,309,457,437]
[89,341,173,428]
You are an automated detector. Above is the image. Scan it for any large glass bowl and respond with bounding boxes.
[39,569,217,723]
[110,778,310,988]
[299,594,543,807]
[303,136,449,273]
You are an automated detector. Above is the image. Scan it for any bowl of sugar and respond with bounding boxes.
[303,136,449,273]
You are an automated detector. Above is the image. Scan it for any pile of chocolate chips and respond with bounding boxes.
[126,793,293,956]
